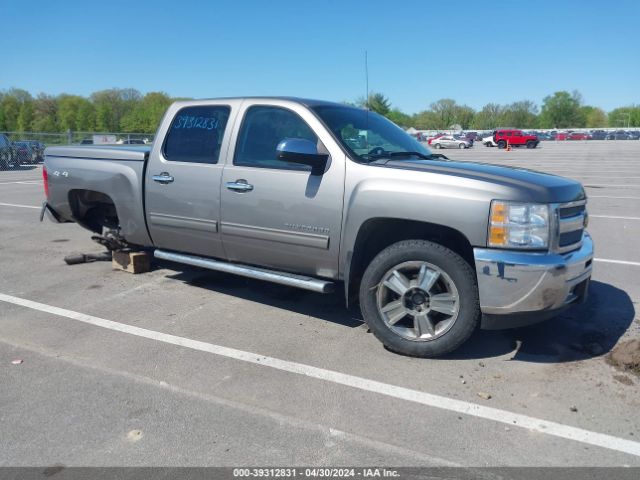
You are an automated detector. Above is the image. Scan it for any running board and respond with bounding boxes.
[154,249,334,294]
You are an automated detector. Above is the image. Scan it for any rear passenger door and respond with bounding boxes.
[219,101,345,278]
[145,102,238,259]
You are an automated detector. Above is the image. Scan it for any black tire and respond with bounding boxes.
[497,140,507,149]
[359,239,480,358]
[526,140,536,149]
[434,143,442,149]
[459,143,466,149]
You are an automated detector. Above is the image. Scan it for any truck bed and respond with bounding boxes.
[45,145,151,162]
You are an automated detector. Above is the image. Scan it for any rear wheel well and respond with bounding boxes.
[68,189,119,233]
[347,218,475,305]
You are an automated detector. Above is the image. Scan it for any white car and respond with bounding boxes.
[431,135,471,149]
[482,135,497,147]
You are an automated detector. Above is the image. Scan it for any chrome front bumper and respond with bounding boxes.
[473,233,593,326]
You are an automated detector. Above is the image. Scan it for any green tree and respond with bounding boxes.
[539,91,584,128]
[455,105,475,129]
[76,100,96,131]
[429,99,457,129]
[580,106,607,128]
[472,103,504,129]
[608,106,640,128]
[412,110,439,130]
[17,101,35,132]
[31,94,58,131]
[91,88,141,131]
[120,91,172,132]
[58,95,86,131]
[500,100,538,128]
[0,88,33,131]
[385,108,412,128]
[357,92,391,116]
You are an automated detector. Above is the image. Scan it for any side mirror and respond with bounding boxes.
[276,138,328,175]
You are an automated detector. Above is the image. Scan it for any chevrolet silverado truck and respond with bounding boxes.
[41,97,593,357]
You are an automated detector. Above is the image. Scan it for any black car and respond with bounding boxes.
[19,140,45,161]
[0,133,14,170]
[122,138,146,145]
[11,141,38,164]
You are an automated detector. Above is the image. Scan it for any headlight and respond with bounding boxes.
[488,201,550,249]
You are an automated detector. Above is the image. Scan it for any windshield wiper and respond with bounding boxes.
[360,151,449,163]
[386,151,448,160]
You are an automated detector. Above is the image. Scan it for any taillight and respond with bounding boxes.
[43,165,49,198]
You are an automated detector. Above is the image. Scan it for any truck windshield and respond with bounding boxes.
[312,105,432,162]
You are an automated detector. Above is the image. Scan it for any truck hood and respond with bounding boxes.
[381,158,585,203]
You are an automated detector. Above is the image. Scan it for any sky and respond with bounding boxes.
[1,0,638,114]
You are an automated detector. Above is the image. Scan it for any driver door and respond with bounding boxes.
[220,101,345,278]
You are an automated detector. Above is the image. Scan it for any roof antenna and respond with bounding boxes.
[365,50,369,148]
[365,50,369,109]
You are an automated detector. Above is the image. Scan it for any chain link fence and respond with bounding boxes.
[0,131,154,170]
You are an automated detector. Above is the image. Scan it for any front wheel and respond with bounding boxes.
[434,143,442,149]
[359,240,480,358]
[459,143,466,149]
[526,141,536,149]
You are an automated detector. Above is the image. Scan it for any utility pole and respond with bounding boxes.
[621,112,631,129]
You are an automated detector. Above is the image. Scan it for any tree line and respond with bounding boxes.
[0,88,174,134]
[358,91,639,130]
[0,87,638,134]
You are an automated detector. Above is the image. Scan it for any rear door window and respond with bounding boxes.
[163,105,230,164]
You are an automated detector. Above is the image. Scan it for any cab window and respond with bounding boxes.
[163,105,230,164]
[234,106,318,171]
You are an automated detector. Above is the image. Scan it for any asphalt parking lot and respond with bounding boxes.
[1,140,639,468]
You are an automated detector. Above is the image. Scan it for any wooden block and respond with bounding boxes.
[112,251,151,274]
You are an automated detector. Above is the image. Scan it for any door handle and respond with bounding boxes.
[226,180,254,192]
[152,172,174,184]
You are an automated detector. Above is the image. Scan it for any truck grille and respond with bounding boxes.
[555,201,586,253]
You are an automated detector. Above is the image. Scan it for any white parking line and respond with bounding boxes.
[0,202,40,209]
[1,292,639,458]
[585,184,640,188]
[0,181,41,185]
[594,258,640,267]
[590,215,640,220]
[588,196,640,200]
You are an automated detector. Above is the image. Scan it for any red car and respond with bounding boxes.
[554,132,569,140]
[493,129,539,149]
[567,132,591,140]
[427,133,446,145]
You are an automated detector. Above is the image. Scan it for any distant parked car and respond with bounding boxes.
[122,139,146,145]
[567,132,591,140]
[431,135,472,149]
[80,138,93,145]
[590,130,607,140]
[606,131,631,140]
[626,131,640,140]
[19,140,45,161]
[493,129,539,148]
[11,141,38,164]
[536,132,554,141]
[427,133,446,145]
[0,133,14,170]
[482,134,497,147]
[454,134,474,146]
[554,132,569,141]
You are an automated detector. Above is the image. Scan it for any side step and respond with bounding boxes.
[154,249,334,294]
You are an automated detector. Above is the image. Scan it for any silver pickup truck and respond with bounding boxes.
[42,97,593,357]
